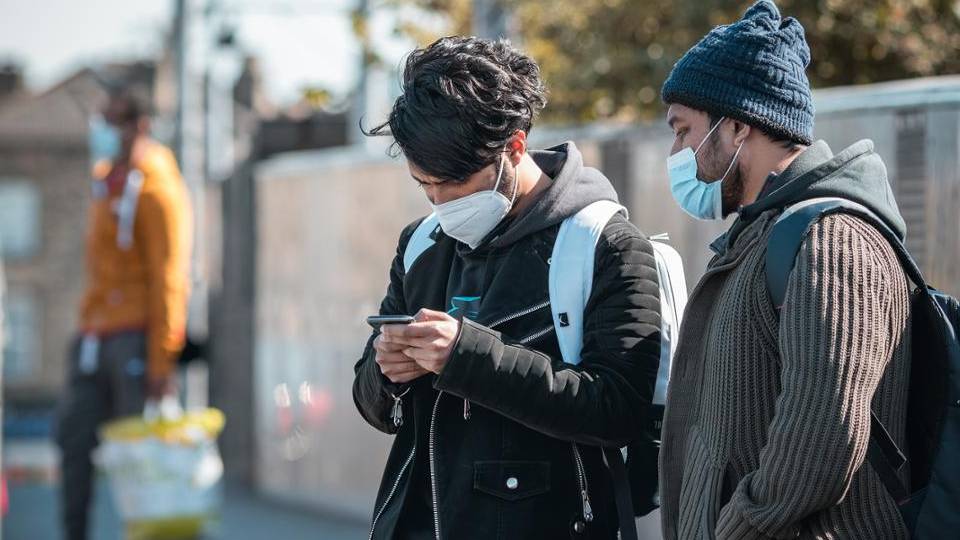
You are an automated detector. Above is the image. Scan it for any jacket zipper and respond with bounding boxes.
[430,301,553,531]
[671,234,764,381]
[461,303,553,423]
[685,223,767,306]
[368,446,416,540]
[429,392,443,540]
[571,443,594,522]
[487,300,550,329]
[519,324,555,345]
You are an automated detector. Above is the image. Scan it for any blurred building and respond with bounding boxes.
[0,62,155,410]
[0,63,24,106]
[0,52,350,449]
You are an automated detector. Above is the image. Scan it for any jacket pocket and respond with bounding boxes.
[474,461,551,502]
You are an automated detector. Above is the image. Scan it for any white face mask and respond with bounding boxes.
[431,152,517,249]
[666,117,744,220]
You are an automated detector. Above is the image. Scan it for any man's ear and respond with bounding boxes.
[732,121,751,146]
[507,130,527,165]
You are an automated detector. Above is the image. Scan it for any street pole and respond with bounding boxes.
[0,255,5,540]
[173,0,209,342]
[174,0,185,157]
[351,0,370,146]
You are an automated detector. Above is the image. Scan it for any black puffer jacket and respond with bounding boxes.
[353,142,662,540]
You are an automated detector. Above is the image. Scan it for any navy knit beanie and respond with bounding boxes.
[661,0,814,145]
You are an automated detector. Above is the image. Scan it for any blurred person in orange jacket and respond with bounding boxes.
[55,86,192,540]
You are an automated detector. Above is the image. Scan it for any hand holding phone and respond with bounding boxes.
[369,314,427,384]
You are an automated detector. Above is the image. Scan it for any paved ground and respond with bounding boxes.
[1,430,368,540]
[1,437,663,540]
[3,477,368,540]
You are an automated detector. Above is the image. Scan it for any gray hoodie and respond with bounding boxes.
[739,139,905,241]
[485,141,620,250]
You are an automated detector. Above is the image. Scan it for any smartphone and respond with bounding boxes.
[367,315,416,330]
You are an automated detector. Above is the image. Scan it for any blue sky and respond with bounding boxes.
[0,0,413,105]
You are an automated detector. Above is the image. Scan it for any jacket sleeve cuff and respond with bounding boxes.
[433,318,495,398]
[715,478,800,540]
[715,503,765,540]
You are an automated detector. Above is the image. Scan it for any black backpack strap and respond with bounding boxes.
[767,198,927,308]
[765,197,914,501]
[602,447,639,540]
[867,410,910,503]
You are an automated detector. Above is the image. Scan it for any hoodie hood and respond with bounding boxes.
[484,141,620,250]
[733,139,906,243]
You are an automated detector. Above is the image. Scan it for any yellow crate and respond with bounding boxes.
[125,514,214,540]
[102,408,225,444]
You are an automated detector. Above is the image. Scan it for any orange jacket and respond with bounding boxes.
[80,142,192,380]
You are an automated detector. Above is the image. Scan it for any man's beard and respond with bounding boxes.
[701,138,744,218]
[720,164,745,217]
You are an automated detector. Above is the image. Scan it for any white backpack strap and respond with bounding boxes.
[650,237,688,405]
[403,213,440,272]
[549,200,627,365]
[116,170,144,250]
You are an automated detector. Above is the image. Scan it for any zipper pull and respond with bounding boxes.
[391,394,404,427]
[463,399,472,420]
[581,489,594,522]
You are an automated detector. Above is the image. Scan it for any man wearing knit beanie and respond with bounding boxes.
[659,1,912,539]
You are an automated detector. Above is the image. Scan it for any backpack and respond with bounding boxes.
[765,197,960,539]
[404,200,688,540]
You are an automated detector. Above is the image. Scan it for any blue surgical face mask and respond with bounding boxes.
[89,115,121,165]
[666,117,744,220]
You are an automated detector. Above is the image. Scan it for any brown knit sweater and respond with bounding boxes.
[660,210,911,539]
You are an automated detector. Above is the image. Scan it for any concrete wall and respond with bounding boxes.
[253,147,430,517]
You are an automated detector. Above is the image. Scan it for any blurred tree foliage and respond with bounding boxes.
[387,0,960,123]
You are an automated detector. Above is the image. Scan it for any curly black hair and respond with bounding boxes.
[364,36,547,182]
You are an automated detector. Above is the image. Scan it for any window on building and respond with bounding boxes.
[2,287,39,381]
[0,179,41,259]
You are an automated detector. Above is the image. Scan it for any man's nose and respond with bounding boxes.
[423,186,437,205]
[425,186,452,205]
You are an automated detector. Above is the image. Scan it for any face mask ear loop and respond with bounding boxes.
[507,154,519,206]
[491,146,515,207]
[718,141,745,184]
[695,116,726,156]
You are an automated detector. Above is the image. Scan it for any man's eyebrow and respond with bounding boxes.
[667,115,680,129]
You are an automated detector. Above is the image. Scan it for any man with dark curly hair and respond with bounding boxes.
[354,36,662,540]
